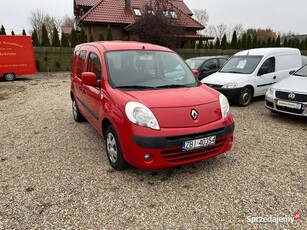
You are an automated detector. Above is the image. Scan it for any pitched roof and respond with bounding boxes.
[75,0,100,7]
[171,0,192,15]
[80,0,203,30]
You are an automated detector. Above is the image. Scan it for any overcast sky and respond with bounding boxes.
[0,0,306,35]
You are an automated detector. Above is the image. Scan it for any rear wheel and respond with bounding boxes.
[4,73,15,81]
[105,125,128,170]
[72,97,85,122]
[237,88,252,106]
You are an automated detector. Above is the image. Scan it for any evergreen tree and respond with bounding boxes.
[283,38,288,47]
[197,36,204,49]
[22,29,27,36]
[257,40,262,48]
[247,34,252,49]
[215,37,220,49]
[32,29,40,46]
[41,24,50,47]
[106,24,113,41]
[51,26,60,47]
[231,31,237,49]
[262,40,267,48]
[299,40,305,50]
[275,36,281,47]
[267,37,272,47]
[209,42,214,49]
[0,25,6,35]
[241,34,247,49]
[80,27,87,43]
[11,30,15,35]
[271,38,276,47]
[99,33,105,41]
[70,28,78,47]
[90,34,94,42]
[221,34,227,49]
[305,38,307,50]
[61,32,69,47]
[237,39,242,49]
[252,35,258,48]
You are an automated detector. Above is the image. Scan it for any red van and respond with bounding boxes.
[0,35,36,81]
[70,41,234,170]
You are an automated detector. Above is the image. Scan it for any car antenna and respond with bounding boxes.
[247,50,249,55]
[142,45,145,50]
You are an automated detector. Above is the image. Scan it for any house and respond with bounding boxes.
[73,0,213,48]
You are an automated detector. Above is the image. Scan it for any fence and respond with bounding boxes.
[33,47,307,72]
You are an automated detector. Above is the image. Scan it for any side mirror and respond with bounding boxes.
[258,66,269,76]
[82,72,99,86]
[289,70,295,75]
[192,69,199,78]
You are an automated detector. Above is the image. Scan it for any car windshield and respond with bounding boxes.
[293,64,307,77]
[219,55,263,74]
[185,59,204,69]
[105,50,198,90]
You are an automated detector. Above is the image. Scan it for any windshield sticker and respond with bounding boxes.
[237,60,247,69]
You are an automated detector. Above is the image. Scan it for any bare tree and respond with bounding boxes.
[215,24,228,41]
[28,9,62,41]
[192,9,209,27]
[62,15,75,27]
[233,24,244,38]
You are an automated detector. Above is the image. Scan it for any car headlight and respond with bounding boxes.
[125,102,160,130]
[222,82,238,88]
[266,87,275,96]
[219,94,230,119]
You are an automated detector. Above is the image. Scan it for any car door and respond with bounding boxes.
[255,56,276,96]
[72,49,88,117]
[81,47,102,129]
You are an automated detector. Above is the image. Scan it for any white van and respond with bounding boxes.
[201,48,302,106]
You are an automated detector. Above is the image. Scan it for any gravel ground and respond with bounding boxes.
[0,73,306,229]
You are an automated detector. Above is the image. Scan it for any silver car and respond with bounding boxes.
[265,64,307,116]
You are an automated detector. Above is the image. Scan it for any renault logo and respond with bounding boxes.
[288,93,296,100]
[191,109,198,120]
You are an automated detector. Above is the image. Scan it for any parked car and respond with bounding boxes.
[70,41,234,170]
[201,48,302,106]
[186,56,228,81]
[265,63,307,116]
[301,55,307,66]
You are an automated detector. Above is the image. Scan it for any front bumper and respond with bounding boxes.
[120,120,235,169]
[265,93,307,116]
[205,84,243,103]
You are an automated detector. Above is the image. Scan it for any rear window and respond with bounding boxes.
[76,50,87,78]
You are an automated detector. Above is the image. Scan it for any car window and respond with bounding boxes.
[87,52,102,80]
[186,59,203,69]
[220,55,263,74]
[219,58,228,67]
[76,50,87,78]
[203,59,218,70]
[106,50,198,89]
[260,57,275,73]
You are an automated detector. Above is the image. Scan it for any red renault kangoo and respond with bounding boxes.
[70,41,234,170]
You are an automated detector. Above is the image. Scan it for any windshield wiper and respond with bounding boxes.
[155,84,188,89]
[225,71,244,74]
[115,85,156,90]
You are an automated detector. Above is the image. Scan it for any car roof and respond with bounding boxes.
[235,48,300,56]
[75,41,173,52]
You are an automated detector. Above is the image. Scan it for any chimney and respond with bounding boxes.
[125,0,131,12]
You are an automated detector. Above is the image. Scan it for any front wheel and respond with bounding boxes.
[105,125,128,170]
[4,73,15,81]
[237,88,252,106]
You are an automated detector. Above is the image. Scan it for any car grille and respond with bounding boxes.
[276,91,307,102]
[161,137,226,163]
[276,105,304,114]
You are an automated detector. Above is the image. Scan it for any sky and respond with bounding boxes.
[0,0,306,35]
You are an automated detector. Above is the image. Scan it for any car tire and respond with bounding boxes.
[105,125,128,170]
[237,88,252,106]
[4,73,15,81]
[72,97,85,122]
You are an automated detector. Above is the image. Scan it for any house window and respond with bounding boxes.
[133,8,142,16]
[170,11,178,19]
[163,11,170,18]
[147,9,155,15]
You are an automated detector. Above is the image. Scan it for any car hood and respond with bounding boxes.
[118,85,222,128]
[201,72,249,85]
[272,76,307,93]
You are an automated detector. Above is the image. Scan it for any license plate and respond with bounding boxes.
[182,136,216,151]
[277,100,302,110]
